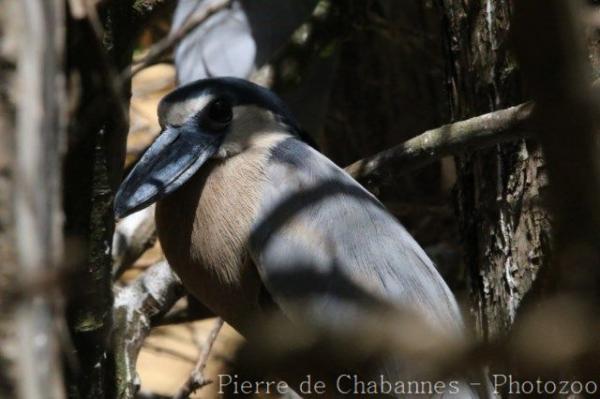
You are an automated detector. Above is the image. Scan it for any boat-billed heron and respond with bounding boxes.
[171,0,334,135]
[115,77,478,397]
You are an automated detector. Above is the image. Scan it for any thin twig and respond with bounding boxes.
[173,318,224,399]
[125,0,233,81]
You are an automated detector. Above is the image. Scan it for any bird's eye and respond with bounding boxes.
[205,99,232,129]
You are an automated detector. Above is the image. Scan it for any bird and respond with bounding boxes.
[115,77,481,398]
[171,0,334,135]
[172,0,319,85]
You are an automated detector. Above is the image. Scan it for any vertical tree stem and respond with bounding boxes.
[13,0,66,398]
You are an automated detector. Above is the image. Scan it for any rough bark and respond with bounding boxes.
[64,1,135,397]
[513,1,600,299]
[438,0,551,340]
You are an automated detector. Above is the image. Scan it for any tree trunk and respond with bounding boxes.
[438,0,552,340]
[64,2,135,398]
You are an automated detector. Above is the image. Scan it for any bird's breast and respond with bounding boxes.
[155,146,271,333]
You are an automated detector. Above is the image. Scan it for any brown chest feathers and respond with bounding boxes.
[156,144,272,333]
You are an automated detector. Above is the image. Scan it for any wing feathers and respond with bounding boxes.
[249,138,463,333]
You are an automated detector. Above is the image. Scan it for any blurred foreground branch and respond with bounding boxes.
[227,298,599,398]
[12,0,66,398]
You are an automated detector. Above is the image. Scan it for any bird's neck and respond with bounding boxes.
[215,127,294,159]
[155,131,291,332]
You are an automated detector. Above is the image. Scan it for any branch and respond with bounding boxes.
[173,318,224,399]
[346,102,534,185]
[112,205,157,279]
[124,0,233,80]
[113,261,185,399]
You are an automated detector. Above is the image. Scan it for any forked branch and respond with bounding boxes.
[173,318,225,399]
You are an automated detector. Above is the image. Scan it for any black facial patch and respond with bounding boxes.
[161,77,318,148]
[199,98,233,132]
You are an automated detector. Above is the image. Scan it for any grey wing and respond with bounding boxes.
[173,0,319,84]
[249,137,464,334]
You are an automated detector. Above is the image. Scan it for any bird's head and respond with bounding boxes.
[115,77,310,219]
